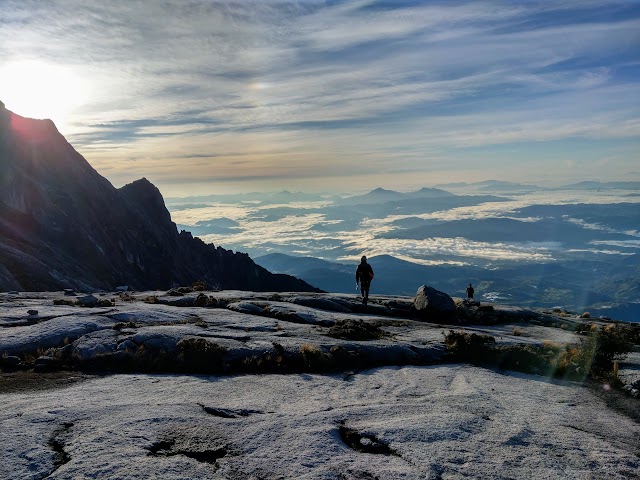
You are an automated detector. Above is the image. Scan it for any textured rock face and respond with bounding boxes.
[0,108,319,292]
[413,285,455,320]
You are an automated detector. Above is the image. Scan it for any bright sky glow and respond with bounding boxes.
[1,1,639,195]
[0,60,90,131]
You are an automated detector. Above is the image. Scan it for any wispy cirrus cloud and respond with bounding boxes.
[1,1,639,194]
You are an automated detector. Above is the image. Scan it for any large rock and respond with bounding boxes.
[412,285,455,320]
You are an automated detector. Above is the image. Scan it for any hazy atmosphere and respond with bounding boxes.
[1,0,639,195]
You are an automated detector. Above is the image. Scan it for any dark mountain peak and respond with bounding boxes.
[120,177,172,226]
[2,109,59,141]
[120,177,162,200]
[0,107,320,293]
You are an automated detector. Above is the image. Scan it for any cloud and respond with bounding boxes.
[1,1,639,190]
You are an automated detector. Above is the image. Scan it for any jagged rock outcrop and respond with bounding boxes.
[0,104,319,292]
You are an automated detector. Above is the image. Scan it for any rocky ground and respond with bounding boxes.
[1,288,639,479]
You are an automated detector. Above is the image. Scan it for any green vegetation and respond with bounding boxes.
[327,319,385,341]
[444,323,635,385]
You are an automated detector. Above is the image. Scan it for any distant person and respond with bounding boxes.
[466,283,475,300]
[355,255,375,305]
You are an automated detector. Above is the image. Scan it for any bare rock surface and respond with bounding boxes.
[1,366,638,479]
[1,290,638,478]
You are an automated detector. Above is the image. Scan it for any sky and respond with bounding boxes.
[1,0,639,196]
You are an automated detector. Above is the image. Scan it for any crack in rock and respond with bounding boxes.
[338,421,398,456]
[146,426,230,467]
[199,404,263,418]
[148,437,227,464]
[44,422,73,478]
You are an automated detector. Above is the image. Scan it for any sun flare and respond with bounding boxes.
[0,60,90,130]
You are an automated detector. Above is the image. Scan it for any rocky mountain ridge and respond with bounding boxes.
[0,103,318,293]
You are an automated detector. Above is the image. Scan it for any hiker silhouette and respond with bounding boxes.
[466,283,475,299]
[355,256,374,305]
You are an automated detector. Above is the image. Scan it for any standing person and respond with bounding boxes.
[466,283,475,300]
[355,256,374,305]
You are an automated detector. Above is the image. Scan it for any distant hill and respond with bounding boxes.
[337,187,454,205]
[256,253,479,297]
[559,181,640,191]
[0,104,319,293]
[255,253,640,322]
[434,180,543,193]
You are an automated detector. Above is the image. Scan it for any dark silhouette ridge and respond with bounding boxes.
[0,104,319,292]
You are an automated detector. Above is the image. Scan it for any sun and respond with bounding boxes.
[0,60,90,130]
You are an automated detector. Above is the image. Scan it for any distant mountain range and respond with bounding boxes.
[336,187,455,205]
[434,179,640,193]
[0,103,319,292]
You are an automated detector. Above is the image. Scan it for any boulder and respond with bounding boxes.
[77,294,99,307]
[27,309,38,316]
[412,285,455,321]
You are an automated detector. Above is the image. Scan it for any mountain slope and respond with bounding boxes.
[0,103,319,292]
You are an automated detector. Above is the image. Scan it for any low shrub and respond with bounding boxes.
[444,330,496,359]
[444,323,634,383]
[328,319,384,341]
[300,343,332,371]
[575,322,596,335]
[53,299,77,306]
[177,337,226,373]
[118,292,136,302]
[113,321,137,330]
[192,280,208,291]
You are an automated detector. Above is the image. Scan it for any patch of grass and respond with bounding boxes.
[53,299,77,306]
[512,327,522,337]
[191,280,208,291]
[194,317,208,328]
[118,292,136,302]
[143,296,159,304]
[575,322,595,335]
[580,311,591,319]
[328,319,384,341]
[444,330,496,359]
[300,343,332,371]
[113,321,138,330]
[177,338,226,373]
[444,323,635,384]
[238,343,288,373]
